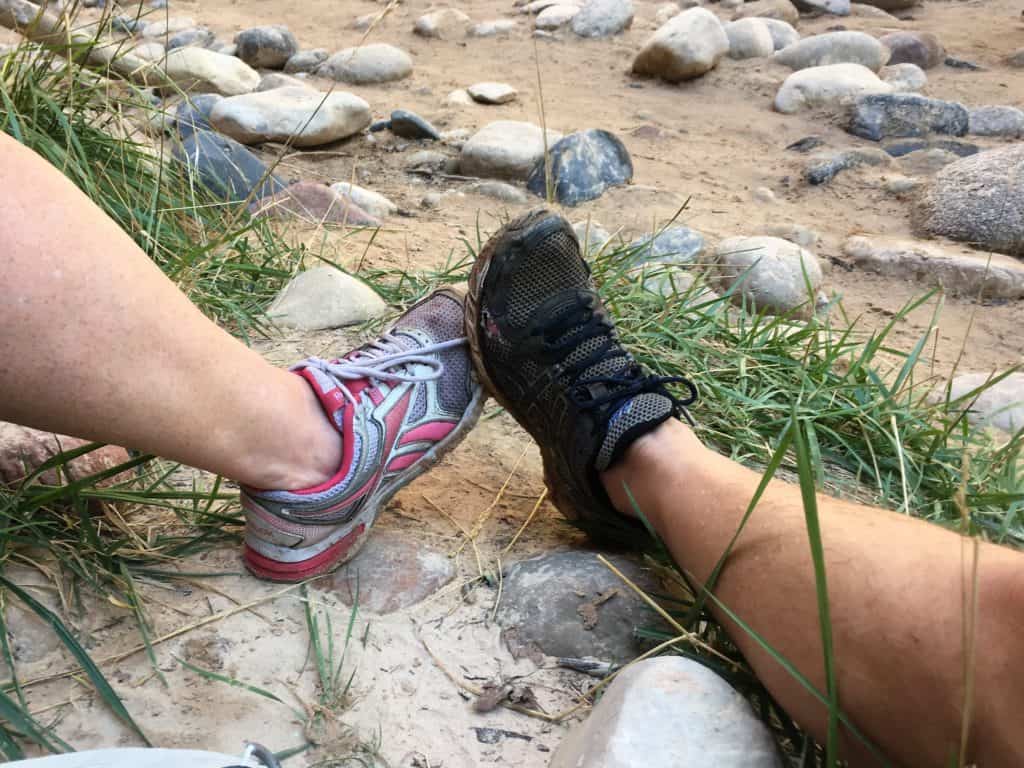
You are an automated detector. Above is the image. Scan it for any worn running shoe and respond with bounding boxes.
[466,210,696,544]
[243,289,484,582]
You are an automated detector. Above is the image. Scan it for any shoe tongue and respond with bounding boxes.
[594,392,674,472]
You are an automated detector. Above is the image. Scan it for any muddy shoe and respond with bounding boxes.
[465,209,696,545]
[243,289,484,582]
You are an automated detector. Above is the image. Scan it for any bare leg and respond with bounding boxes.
[0,133,340,489]
[603,420,1024,768]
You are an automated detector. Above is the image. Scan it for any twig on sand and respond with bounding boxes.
[502,488,548,555]
[452,447,529,557]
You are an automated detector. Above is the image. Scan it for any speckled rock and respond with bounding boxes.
[234,26,298,69]
[468,81,519,104]
[550,658,782,768]
[881,62,927,92]
[571,0,634,38]
[330,182,398,219]
[173,129,285,201]
[948,373,1024,433]
[882,138,978,158]
[495,551,665,661]
[0,423,131,487]
[632,8,729,82]
[848,93,969,141]
[573,219,613,253]
[628,225,705,265]
[724,19,774,59]
[210,88,370,147]
[162,47,260,95]
[913,145,1024,257]
[774,31,889,72]
[879,31,944,69]
[526,129,632,205]
[284,48,328,74]
[174,93,223,138]
[805,147,890,184]
[390,109,441,140]
[774,63,892,114]
[732,0,799,24]
[166,26,215,50]
[268,265,386,331]
[317,44,413,85]
[414,7,471,38]
[968,106,1024,138]
[714,236,823,315]
[460,120,564,180]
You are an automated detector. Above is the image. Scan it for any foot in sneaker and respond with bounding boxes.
[243,288,484,582]
[465,209,696,545]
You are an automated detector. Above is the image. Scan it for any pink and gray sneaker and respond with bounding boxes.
[242,289,484,582]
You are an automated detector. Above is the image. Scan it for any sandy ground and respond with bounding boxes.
[4,0,1024,764]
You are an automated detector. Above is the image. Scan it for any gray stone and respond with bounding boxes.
[843,236,1024,299]
[968,106,1024,138]
[329,529,455,614]
[495,551,664,661]
[774,63,892,114]
[913,145,1024,257]
[460,120,564,181]
[881,62,927,92]
[849,0,900,15]
[573,219,613,253]
[945,56,982,69]
[173,130,285,201]
[774,31,889,72]
[762,222,820,248]
[330,182,398,219]
[897,147,959,175]
[162,47,260,95]
[112,15,143,35]
[653,2,682,26]
[268,266,387,331]
[848,93,969,141]
[526,129,633,205]
[470,19,518,36]
[879,31,944,69]
[255,72,312,92]
[142,16,197,38]
[4,600,64,663]
[414,8,471,38]
[1008,48,1024,69]
[214,43,238,57]
[759,18,799,51]
[444,88,474,106]
[352,12,379,31]
[571,0,634,38]
[635,267,719,301]
[551,658,782,768]
[805,147,890,184]
[884,175,922,195]
[883,138,979,158]
[948,373,1024,433]
[420,191,443,209]
[210,88,370,147]
[714,236,823,315]
[234,25,298,69]
[628,225,704,265]
[284,48,328,74]
[132,40,166,61]
[464,180,530,203]
[166,26,215,50]
[317,44,413,85]
[632,8,729,83]
[791,0,849,15]
[467,81,518,104]
[406,149,457,173]
[390,109,440,140]
[536,4,580,29]
[731,0,799,24]
[174,93,223,138]
[724,19,774,59]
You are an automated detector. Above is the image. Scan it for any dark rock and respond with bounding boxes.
[786,135,825,153]
[390,109,440,141]
[329,529,455,613]
[805,147,890,185]
[234,25,298,70]
[879,31,944,69]
[369,119,391,133]
[173,130,285,202]
[112,15,143,35]
[166,26,216,50]
[495,550,666,661]
[790,0,850,16]
[628,226,704,266]
[848,93,969,141]
[526,129,633,206]
[882,138,978,158]
[944,55,981,70]
[250,182,379,227]
[174,94,223,139]
[284,48,328,74]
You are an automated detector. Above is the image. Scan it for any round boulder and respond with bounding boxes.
[284,49,328,74]
[210,88,371,147]
[774,31,889,72]
[162,48,260,96]
[234,25,298,69]
[774,63,892,114]
[571,0,634,38]
[316,43,413,85]
[632,7,729,83]
[460,120,564,180]
[714,236,823,315]
[724,19,775,59]
[526,129,633,205]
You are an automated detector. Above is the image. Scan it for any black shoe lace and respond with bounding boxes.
[538,292,699,423]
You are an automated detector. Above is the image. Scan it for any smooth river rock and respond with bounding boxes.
[774,63,892,114]
[162,47,260,96]
[316,43,413,84]
[460,120,564,180]
[774,31,889,72]
[526,129,633,205]
[714,235,823,315]
[268,266,386,331]
[879,31,944,69]
[848,93,969,141]
[948,373,1024,433]
[968,106,1024,138]
[571,0,634,37]
[210,88,370,147]
[632,8,730,82]
[173,129,285,202]
[724,19,775,59]
[234,25,298,69]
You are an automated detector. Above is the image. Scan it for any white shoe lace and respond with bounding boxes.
[291,333,467,408]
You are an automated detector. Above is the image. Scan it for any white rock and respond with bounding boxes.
[469,19,518,36]
[317,44,413,84]
[414,8,471,38]
[536,4,581,29]
[849,1,899,17]
[268,267,388,331]
[520,0,567,13]
[732,0,799,23]
[948,372,1024,432]
[132,40,166,61]
[163,48,260,96]
[881,62,927,92]
[353,13,380,31]
[842,236,1024,299]
[464,180,530,202]
[571,0,634,38]
[573,219,613,252]
[760,18,799,51]
[445,88,475,106]
[210,88,370,147]
[550,658,781,768]
[968,105,1024,138]
[142,16,196,38]
[654,2,681,25]
[255,72,312,92]
[762,222,820,249]
[467,81,518,104]
[632,7,730,82]
[714,235,823,314]
[724,18,774,59]
[774,63,893,114]
[774,31,890,72]
[330,182,398,219]
[460,120,564,180]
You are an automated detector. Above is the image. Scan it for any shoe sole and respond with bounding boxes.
[245,291,487,583]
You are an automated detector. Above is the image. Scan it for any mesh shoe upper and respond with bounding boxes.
[467,209,695,545]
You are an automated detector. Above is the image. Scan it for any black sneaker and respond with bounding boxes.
[465,209,696,545]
